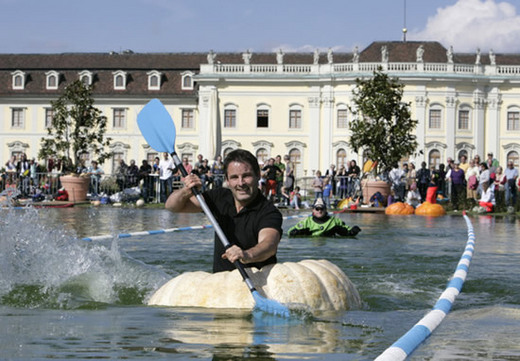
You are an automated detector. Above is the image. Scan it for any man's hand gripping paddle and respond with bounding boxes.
[137,99,290,317]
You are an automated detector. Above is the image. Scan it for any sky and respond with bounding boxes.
[1,0,520,54]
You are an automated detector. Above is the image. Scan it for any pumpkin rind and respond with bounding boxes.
[415,201,446,217]
[148,259,361,311]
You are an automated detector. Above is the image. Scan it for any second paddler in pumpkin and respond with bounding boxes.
[288,198,361,237]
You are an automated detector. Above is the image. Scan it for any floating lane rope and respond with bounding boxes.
[81,213,310,242]
[375,212,476,361]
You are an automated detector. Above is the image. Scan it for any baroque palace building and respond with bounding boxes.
[1,41,520,178]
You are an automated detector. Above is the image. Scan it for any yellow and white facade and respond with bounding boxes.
[1,41,520,177]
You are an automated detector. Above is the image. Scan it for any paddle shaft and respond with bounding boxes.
[171,153,256,292]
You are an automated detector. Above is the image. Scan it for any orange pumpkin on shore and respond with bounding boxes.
[415,201,446,217]
[385,202,415,215]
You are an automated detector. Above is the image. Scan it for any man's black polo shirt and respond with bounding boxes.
[202,187,283,273]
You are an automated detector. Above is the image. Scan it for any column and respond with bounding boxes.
[487,88,502,159]
[307,91,321,174]
[473,89,486,156]
[198,85,218,159]
[414,94,427,164]
[445,93,457,159]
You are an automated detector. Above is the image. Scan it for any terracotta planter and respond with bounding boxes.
[361,179,390,205]
[59,175,90,202]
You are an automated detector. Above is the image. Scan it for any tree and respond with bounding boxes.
[348,69,419,175]
[39,80,112,172]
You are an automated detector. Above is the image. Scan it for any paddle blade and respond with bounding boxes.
[252,290,290,318]
[137,99,176,153]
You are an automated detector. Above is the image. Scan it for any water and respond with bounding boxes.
[1,206,519,360]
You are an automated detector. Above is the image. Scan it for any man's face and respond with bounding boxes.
[312,205,326,218]
[226,161,259,206]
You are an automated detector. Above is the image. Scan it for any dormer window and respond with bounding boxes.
[12,70,25,90]
[147,70,162,90]
[45,71,59,90]
[113,70,127,90]
[78,70,93,86]
[181,71,194,90]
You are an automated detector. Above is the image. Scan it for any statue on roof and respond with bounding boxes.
[489,49,496,65]
[327,48,333,64]
[207,50,216,65]
[381,46,388,63]
[416,45,424,63]
[276,49,284,65]
[242,49,252,65]
[352,46,359,63]
[313,49,319,64]
[475,48,481,65]
[447,46,454,64]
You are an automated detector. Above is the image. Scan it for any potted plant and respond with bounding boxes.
[348,69,420,204]
[38,80,112,201]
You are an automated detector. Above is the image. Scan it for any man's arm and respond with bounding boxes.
[223,228,281,264]
[165,173,202,213]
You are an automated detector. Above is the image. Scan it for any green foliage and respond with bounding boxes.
[38,80,112,172]
[349,69,419,173]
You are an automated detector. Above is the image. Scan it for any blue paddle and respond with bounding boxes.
[137,98,290,317]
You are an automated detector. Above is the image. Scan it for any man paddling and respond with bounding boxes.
[166,149,283,273]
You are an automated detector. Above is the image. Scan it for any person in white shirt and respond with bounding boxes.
[159,153,176,203]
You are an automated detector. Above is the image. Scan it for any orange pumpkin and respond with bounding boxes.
[385,202,415,215]
[415,201,446,217]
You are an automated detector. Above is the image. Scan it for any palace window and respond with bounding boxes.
[78,70,93,85]
[507,111,520,131]
[45,71,59,90]
[113,108,126,128]
[458,109,469,130]
[181,72,194,90]
[12,70,25,90]
[337,109,348,128]
[113,71,127,90]
[45,108,54,128]
[182,109,194,129]
[429,109,442,129]
[428,149,441,169]
[336,148,347,167]
[11,108,24,128]
[147,70,162,90]
[256,148,268,164]
[257,109,269,128]
[289,109,302,129]
[507,151,519,168]
[224,109,236,128]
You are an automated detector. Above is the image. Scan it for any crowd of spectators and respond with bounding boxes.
[2,151,519,213]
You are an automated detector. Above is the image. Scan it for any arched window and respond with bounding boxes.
[11,70,25,90]
[458,149,468,161]
[147,70,162,90]
[256,148,268,165]
[289,148,301,178]
[428,149,441,169]
[181,72,194,90]
[507,151,519,168]
[46,71,59,90]
[223,147,234,158]
[336,148,347,167]
[112,70,127,90]
[78,70,93,86]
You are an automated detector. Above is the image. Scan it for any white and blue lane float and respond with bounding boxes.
[375,212,476,361]
[81,214,308,242]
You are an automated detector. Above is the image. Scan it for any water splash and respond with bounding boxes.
[0,207,168,309]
